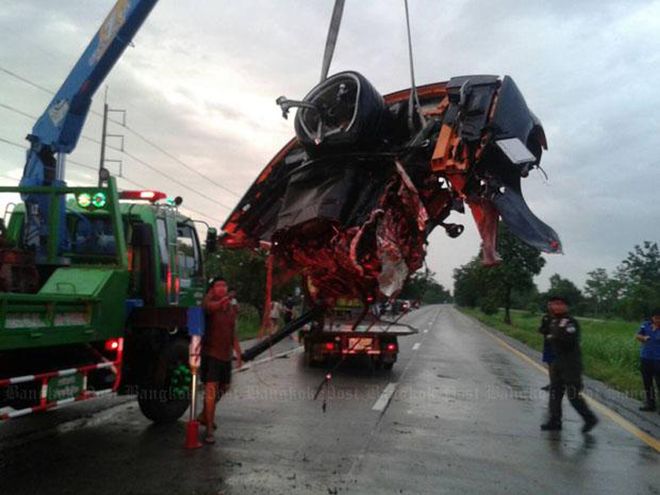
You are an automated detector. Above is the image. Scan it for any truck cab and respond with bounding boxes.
[0,179,207,422]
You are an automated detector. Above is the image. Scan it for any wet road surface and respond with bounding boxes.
[1,305,658,494]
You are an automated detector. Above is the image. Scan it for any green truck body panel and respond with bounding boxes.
[0,178,206,352]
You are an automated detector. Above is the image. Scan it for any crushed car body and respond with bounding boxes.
[221,72,561,305]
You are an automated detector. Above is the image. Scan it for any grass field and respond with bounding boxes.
[236,304,262,341]
[460,307,645,399]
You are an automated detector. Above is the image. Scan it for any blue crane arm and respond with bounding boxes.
[26,0,158,160]
[19,0,158,259]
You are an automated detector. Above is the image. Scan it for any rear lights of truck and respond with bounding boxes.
[119,190,167,202]
[385,342,397,352]
[104,338,121,352]
[324,342,336,351]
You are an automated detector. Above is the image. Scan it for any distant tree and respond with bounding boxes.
[204,247,299,314]
[400,270,451,304]
[511,285,541,313]
[620,241,660,284]
[615,241,660,319]
[453,224,545,324]
[487,225,546,324]
[584,268,622,317]
[205,247,267,312]
[542,274,584,311]
[453,257,486,308]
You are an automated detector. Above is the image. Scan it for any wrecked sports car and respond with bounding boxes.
[220,72,561,305]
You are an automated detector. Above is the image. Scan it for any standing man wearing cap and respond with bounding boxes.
[635,308,660,413]
[540,296,598,433]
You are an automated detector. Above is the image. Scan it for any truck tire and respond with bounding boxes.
[383,362,394,370]
[138,338,191,424]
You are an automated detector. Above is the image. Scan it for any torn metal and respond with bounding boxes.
[221,72,561,305]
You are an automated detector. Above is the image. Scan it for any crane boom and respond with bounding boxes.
[19,0,158,257]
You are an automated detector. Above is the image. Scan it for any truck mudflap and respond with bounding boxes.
[0,338,124,421]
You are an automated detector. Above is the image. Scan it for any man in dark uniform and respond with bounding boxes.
[539,303,556,391]
[540,296,598,433]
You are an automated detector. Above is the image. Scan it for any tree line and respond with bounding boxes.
[453,225,660,323]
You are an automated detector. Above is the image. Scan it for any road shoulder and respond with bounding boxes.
[458,308,660,441]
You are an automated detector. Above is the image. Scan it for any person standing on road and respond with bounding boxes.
[540,296,598,433]
[199,277,242,444]
[270,299,283,331]
[635,308,660,413]
[539,304,556,391]
[283,296,295,325]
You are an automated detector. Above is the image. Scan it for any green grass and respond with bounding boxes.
[236,304,262,341]
[460,307,644,399]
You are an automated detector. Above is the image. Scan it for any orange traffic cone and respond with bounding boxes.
[184,368,203,449]
[184,419,203,449]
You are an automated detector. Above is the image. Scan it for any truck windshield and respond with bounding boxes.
[68,213,116,257]
[176,223,201,281]
[156,218,169,281]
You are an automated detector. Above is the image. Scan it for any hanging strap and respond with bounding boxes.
[259,253,274,339]
[403,0,426,130]
[320,0,346,82]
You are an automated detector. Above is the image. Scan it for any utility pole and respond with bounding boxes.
[98,100,109,186]
[98,87,126,186]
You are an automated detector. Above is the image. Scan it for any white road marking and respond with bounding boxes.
[372,382,398,412]
[412,342,421,350]
[423,329,428,334]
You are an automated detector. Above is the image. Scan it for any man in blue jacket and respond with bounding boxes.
[635,308,660,413]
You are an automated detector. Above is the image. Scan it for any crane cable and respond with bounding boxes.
[403,0,426,131]
[320,0,346,82]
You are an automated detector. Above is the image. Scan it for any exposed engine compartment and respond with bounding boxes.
[222,72,561,306]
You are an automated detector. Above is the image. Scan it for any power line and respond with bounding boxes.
[0,136,97,173]
[0,65,243,199]
[1,154,221,225]
[0,101,100,147]
[1,135,229,229]
[104,175,221,223]
[120,122,240,198]
[0,67,53,96]
[120,148,233,210]
[0,102,35,121]
[0,136,26,151]
[0,100,233,211]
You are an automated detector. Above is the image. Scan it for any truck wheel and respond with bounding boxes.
[383,362,394,370]
[138,339,191,423]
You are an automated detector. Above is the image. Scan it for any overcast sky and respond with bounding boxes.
[1,0,658,291]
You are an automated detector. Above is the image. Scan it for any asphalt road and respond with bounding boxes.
[1,305,658,495]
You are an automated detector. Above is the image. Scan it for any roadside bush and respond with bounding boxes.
[480,298,498,315]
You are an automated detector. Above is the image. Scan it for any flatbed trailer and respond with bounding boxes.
[300,319,417,370]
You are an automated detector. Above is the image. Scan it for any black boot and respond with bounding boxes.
[541,420,562,431]
[581,415,599,434]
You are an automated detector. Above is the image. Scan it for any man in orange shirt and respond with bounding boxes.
[199,277,242,444]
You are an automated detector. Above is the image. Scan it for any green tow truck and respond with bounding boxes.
[0,179,209,422]
[0,0,215,423]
